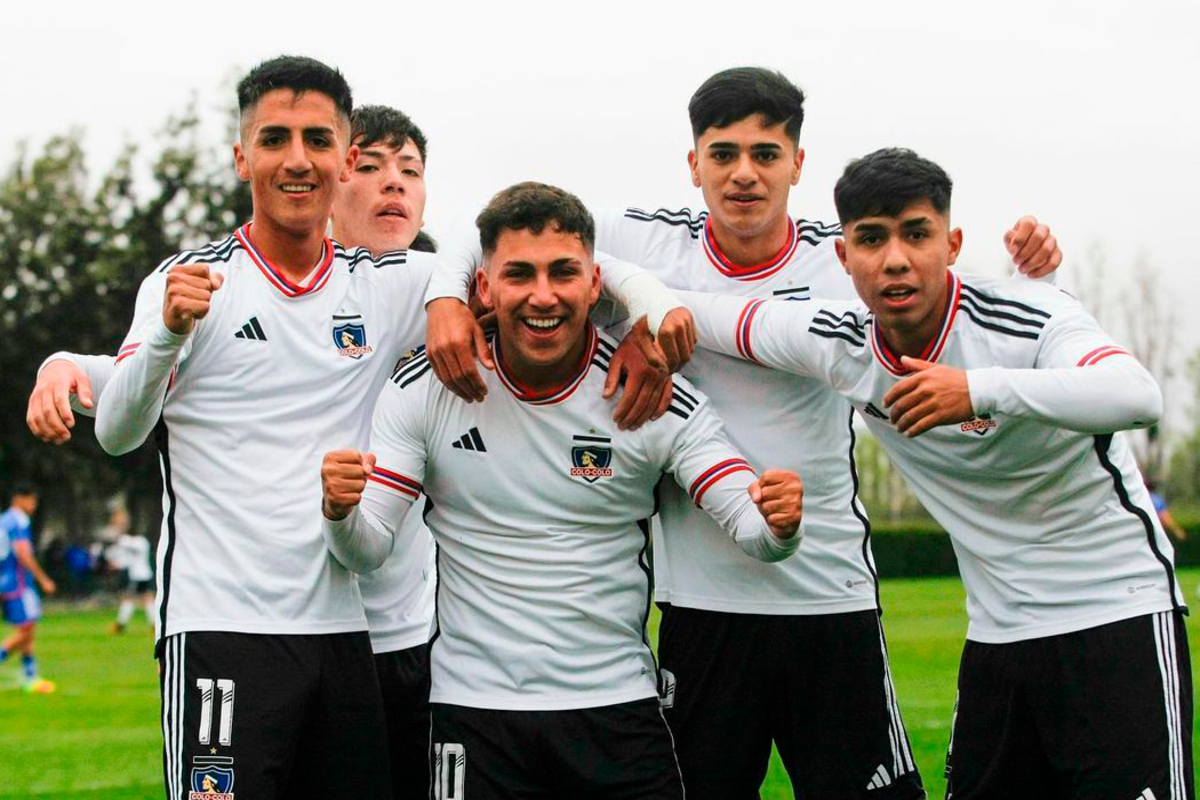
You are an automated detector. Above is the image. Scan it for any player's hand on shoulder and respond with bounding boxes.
[163,264,225,335]
[425,297,494,403]
[884,357,974,436]
[1004,215,1062,278]
[605,317,672,431]
[321,449,377,521]
[748,469,803,539]
[27,359,93,444]
[656,307,697,371]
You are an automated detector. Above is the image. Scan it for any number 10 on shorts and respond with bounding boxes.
[195,678,235,746]
[434,742,465,799]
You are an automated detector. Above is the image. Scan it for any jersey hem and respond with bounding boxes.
[964,598,1182,644]
[368,628,435,655]
[655,590,879,615]
[428,684,657,711]
[162,618,368,639]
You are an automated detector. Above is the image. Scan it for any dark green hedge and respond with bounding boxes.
[869,517,1200,579]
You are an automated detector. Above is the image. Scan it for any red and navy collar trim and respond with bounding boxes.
[493,325,598,406]
[234,223,334,298]
[870,272,962,376]
[702,216,800,282]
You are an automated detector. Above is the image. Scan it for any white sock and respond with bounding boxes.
[117,600,135,626]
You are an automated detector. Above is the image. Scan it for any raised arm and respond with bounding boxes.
[663,390,803,562]
[95,264,222,455]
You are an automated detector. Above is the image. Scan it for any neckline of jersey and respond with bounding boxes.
[235,223,334,298]
[702,215,800,281]
[493,325,599,405]
[870,272,962,376]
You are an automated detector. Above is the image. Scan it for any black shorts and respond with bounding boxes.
[158,630,390,800]
[129,578,153,593]
[430,698,684,800]
[657,604,924,800]
[946,610,1193,800]
[374,643,432,800]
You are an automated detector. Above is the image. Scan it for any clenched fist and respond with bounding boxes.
[748,469,803,540]
[321,449,377,521]
[164,264,225,335]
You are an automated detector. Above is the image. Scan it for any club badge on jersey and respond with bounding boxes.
[189,756,234,799]
[331,314,372,359]
[570,434,614,482]
[959,414,998,436]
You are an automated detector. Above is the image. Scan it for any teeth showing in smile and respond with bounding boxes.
[883,288,915,298]
[280,184,314,193]
[523,317,562,330]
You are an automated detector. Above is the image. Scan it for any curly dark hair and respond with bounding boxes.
[476,182,594,256]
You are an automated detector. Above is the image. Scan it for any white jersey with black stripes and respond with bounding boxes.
[680,272,1181,643]
[592,208,880,614]
[326,327,798,710]
[94,225,436,647]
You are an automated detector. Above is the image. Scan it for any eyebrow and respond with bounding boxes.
[707,141,784,152]
[258,125,336,138]
[501,258,583,269]
[900,217,932,228]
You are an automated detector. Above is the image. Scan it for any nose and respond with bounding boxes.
[382,162,404,194]
[882,238,911,272]
[731,153,757,186]
[283,137,312,174]
[529,272,556,308]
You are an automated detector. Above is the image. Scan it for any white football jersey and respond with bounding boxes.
[344,327,797,711]
[593,208,879,614]
[108,534,154,582]
[681,273,1183,643]
[95,225,436,647]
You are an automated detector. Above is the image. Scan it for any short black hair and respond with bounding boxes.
[688,67,806,144]
[476,182,595,257]
[409,230,438,253]
[237,55,353,126]
[9,482,37,500]
[834,148,953,226]
[351,105,429,164]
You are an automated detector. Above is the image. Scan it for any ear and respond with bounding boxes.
[687,149,701,188]
[341,144,359,183]
[588,260,602,306]
[233,142,250,183]
[475,266,494,310]
[791,146,805,186]
[835,238,849,272]
[947,227,963,266]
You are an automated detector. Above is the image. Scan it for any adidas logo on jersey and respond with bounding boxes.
[451,428,487,453]
[959,414,998,436]
[862,402,888,421]
[233,317,267,341]
[570,434,613,482]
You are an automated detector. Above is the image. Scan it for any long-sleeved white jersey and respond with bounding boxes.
[679,272,1181,644]
[93,225,437,647]
[323,327,799,710]
[425,208,877,615]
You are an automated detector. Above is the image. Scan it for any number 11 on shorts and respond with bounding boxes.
[195,678,235,746]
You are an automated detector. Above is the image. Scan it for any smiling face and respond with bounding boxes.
[332,137,426,254]
[835,199,963,355]
[476,226,601,390]
[233,89,354,241]
[688,114,803,246]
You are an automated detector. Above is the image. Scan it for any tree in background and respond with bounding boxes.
[0,105,250,547]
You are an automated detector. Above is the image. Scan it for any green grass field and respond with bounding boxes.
[4,572,1199,799]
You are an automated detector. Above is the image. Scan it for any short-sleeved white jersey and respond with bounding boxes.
[682,273,1183,643]
[108,534,154,582]
[594,208,876,614]
[98,225,435,647]
[357,327,796,710]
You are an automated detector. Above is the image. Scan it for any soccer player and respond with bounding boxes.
[676,147,1190,800]
[0,483,57,694]
[423,67,1061,799]
[320,181,805,800]
[102,501,155,634]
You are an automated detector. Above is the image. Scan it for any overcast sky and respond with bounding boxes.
[4,1,1198,418]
